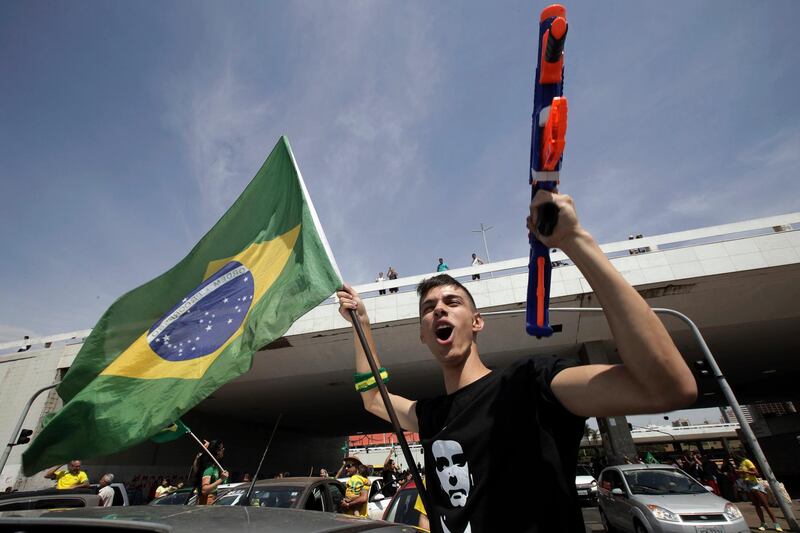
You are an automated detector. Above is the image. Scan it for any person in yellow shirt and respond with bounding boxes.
[734,452,782,532]
[44,460,90,490]
[338,458,371,517]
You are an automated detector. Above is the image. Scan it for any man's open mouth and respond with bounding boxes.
[435,325,454,343]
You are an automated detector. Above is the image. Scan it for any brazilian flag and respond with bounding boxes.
[23,137,341,475]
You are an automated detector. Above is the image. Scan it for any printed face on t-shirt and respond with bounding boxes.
[432,439,471,507]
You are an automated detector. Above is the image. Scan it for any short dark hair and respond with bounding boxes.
[416,274,477,311]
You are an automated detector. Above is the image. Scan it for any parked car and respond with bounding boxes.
[214,477,346,514]
[382,480,421,527]
[598,464,748,533]
[337,476,388,520]
[0,505,423,532]
[575,464,598,504]
[0,488,99,512]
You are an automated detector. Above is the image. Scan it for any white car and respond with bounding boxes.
[575,464,598,504]
[337,476,388,520]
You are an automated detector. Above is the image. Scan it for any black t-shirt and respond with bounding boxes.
[415,355,586,533]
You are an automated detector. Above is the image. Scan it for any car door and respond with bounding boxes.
[326,480,345,513]
[303,483,326,512]
[604,470,630,531]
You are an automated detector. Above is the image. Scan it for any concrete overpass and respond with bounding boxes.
[2,212,799,487]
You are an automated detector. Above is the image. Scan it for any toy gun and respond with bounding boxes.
[526,4,568,338]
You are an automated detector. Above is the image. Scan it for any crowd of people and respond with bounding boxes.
[375,254,488,296]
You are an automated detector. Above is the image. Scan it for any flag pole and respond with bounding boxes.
[348,309,437,531]
[242,413,282,506]
[187,431,226,474]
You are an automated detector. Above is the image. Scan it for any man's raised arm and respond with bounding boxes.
[529,190,698,417]
[337,284,419,432]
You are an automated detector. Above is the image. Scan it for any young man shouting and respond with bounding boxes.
[337,190,697,532]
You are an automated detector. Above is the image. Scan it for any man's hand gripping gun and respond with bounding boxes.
[526,4,568,337]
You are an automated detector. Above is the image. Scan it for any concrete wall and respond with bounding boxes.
[0,344,75,491]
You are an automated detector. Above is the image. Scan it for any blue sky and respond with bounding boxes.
[1,0,798,365]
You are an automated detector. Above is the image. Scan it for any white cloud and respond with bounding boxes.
[162,62,275,215]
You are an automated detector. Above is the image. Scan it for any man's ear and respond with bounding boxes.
[472,312,484,333]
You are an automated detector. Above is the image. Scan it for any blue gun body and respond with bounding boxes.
[526,4,568,338]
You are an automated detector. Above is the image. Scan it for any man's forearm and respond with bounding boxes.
[563,230,697,406]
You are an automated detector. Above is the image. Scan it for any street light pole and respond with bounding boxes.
[472,223,494,278]
[471,223,493,263]
[0,382,60,477]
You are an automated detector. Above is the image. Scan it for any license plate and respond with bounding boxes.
[696,528,723,533]
[577,490,587,495]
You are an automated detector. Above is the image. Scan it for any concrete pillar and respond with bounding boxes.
[579,341,638,465]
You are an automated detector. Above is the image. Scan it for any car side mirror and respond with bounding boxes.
[611,488,625,497]
[371,493,385,502]
[704,485,714,492]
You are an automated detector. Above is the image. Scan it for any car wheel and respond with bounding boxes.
[633,521,647,533]
[599,509,615,533]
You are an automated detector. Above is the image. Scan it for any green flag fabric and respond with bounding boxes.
[150,420,191,444]
[23,137,341,475]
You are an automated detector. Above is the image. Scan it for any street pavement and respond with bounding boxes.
[582,501,800,532]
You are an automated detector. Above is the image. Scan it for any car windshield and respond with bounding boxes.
[576,466,594,477]
[623,469,707,495]
[214,487,302,508]
[151,492,191,505]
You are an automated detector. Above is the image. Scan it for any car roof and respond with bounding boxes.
[0,505,405,532]
[605,464,678,472]
[0,488,95,501]
[231,477,338,489]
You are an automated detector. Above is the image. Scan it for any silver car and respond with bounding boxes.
[597,464,748,533]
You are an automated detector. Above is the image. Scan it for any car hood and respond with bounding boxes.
[0,506,413,532]
[575,476,596,485]
[632,492,729,513]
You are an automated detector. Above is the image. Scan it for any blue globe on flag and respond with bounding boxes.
[147,261,254,361]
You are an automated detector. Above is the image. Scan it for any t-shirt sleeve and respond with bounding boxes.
[78,472,88,484]
[530,355,583,417]
[54,470,66,480]
[201,466,216,479]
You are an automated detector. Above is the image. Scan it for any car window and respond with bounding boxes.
[600,470,625,491]
[328,482,345,511]
[213,491,243,506]
[304,487,325,512]
[250,488,301,508]
[31,498,86,509]
[384,488,420,525]
[151,492,190,505]
[112,486,125,506]
[623,469,707,495]
[576,466,594,478]
[369,480,383,501]
[0,501,30,511]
